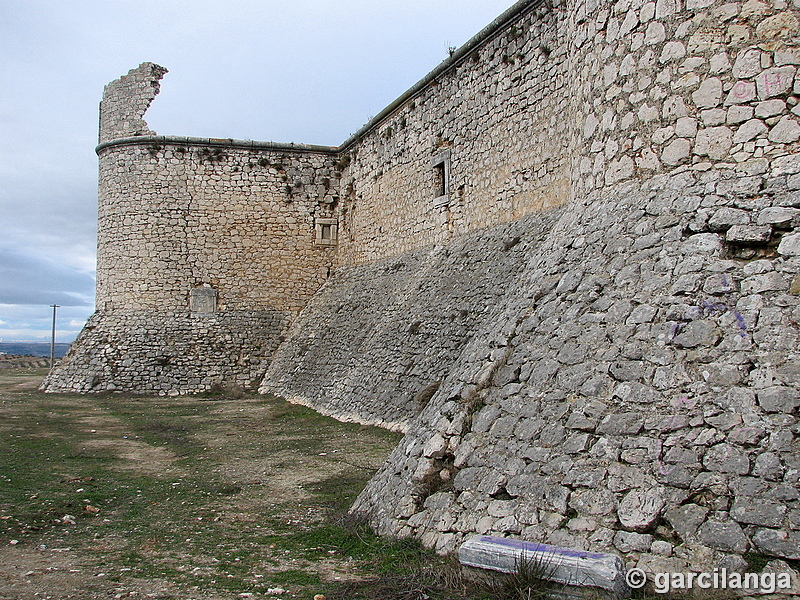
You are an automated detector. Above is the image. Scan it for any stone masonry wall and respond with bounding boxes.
[348,0,800,573]
[45,65,342,394]
[94,140,339,314]
[334,1,571,267]
[99,62,168,144]
[260,209,564,431]
[570,0,800,198]
[352,172,800,569]
[42,309,290,394]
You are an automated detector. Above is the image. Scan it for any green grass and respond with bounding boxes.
[1,373,476,599]
[3,371,622,600]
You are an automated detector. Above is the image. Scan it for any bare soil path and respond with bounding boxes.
[0,369,405,600]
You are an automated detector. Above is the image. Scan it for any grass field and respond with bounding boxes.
[0,369,476,600]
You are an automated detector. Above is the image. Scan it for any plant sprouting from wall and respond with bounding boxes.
[198,147,227,162]
[334,153,352,171]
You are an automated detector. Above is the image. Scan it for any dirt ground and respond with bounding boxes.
[0,370,403,600]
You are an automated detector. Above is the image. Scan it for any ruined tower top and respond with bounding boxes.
[98,62,168,144]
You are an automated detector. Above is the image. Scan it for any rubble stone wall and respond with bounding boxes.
[44,0,800,572]
[348,0,800,572]
[45,64,343,394]
[260,209,564,431]
[334,1,570,266]
[94,140,339,314]
[351,171,800,569]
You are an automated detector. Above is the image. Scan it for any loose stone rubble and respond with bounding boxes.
[45,0,800,576]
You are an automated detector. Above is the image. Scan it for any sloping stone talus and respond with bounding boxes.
[42,310,291,394]
[351,171,800,573]
[260,210,564,431]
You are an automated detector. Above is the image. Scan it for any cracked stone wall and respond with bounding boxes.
[44,66,342,394]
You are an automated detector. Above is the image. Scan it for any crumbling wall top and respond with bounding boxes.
[99,62,168,144]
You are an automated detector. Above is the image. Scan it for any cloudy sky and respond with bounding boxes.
[1,0,514,342]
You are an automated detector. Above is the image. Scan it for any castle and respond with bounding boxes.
[45,0,800,578]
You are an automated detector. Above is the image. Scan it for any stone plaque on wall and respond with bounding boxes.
[190,285,217,315]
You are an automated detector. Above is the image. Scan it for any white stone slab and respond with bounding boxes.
[459,535,629,596]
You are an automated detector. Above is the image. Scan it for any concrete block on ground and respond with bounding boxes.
[459,535,629,596]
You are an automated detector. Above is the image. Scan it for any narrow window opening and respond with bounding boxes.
[315,218,338,246]
[430,149,451,207]
[434,163,446,198]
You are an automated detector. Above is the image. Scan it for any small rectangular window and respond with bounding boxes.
[430,149,451,206]
[315,218,338,246]
[433,163,446,198]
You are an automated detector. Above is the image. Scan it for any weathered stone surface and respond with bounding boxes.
[703,443,750,474]
[731,49,762,79]
[769,116,800,143]
[757,386,800,413]
[725,81,757,105]
[699,520,750,553]
[756,12,800,40]
[757,67,797,100]
[694,126,733,159]
[614,530,653,552]
[753,529,800,559]
[618,487,666,532]
[681,233,723,254]
[726,225,772,244]
[731,498,787,527]
[675,117,698,138]
[709,207,750,230]
[755,99,787,118]
[98,62,168,144]
[692,78,724,108]
[778,232,800,256]
[665,504,709,541]
[596,413,644,435]
[757,207,800,227]
[734,118,768,143]
[662,138,691,165]
[672,320,722,348]
[741,272,789,294]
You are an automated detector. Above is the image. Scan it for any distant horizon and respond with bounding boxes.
[0,338,75,346]
[0,340,73,344]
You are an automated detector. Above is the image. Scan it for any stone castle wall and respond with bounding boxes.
[98,62,168,144]
[334,1,570,266]
[260,210,565,431]
[95,139,339,314]
[45,64,343,393]
[345,0,800,571]
[44,0,800,574]
[352,172,800,569]
[569,0,800,200]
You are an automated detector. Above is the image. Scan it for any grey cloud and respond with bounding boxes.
[0,247,94,306]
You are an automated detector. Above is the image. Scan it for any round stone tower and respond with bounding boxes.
[44,63,341,394]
